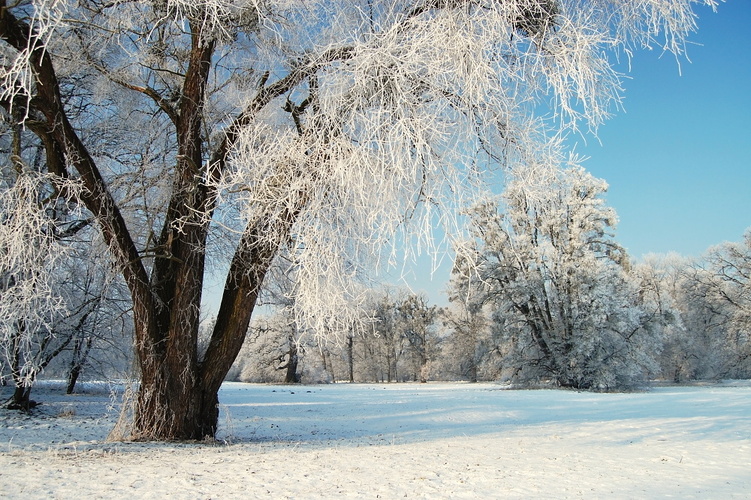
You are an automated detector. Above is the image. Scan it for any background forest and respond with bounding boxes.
[226,168,751,390]
[2,154,750,394]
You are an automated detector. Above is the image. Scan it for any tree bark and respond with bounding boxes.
[347,334,355,383]
[66,365,81,395]
[7,385,36,410]
[66,336,91,395]
[284,351,300,384]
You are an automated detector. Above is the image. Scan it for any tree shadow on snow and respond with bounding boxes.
[215,382,751,448]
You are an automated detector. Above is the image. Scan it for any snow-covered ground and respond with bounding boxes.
[1,381,750,499]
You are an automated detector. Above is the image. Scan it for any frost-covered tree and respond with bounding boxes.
[369,291,404,382]
[53,245,134,393]
[677,232,751,379]
[0,172,130,405]
[634,253,713,382]
[608,237,751,384]
[0,0,718,438]
[232,309,306,383]
[396,293,438,382]
[0,115,131,406]
[463,164,661,389]
[0,170,76,407]
[703,232,751,377]
[440,273,494,382]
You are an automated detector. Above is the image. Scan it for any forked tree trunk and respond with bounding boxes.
[129,317,245,440]
[128,210,283,440]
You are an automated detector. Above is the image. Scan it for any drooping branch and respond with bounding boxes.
[195,48,357,385]
[0,4,156,338]
[208,45,356,175]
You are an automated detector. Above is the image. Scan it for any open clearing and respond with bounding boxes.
[1,381,750,498]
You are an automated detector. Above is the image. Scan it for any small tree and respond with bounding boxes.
[0,164,83,407]
[397,294,438,383]
[439,288,492,382]
[370,292,404,382]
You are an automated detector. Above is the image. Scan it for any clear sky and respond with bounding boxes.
[401,0,751,305]
[577,0,751,260]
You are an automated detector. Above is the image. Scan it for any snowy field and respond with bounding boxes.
[1,381,750,499]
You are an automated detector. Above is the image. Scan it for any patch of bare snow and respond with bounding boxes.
[1,381,750,498]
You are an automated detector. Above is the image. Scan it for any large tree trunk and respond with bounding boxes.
[127,25,218,441]
[129,209,286,440]
[132,362,219,440]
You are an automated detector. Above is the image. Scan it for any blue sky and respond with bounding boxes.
[576,0,751,260]
[402,1,751,305]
